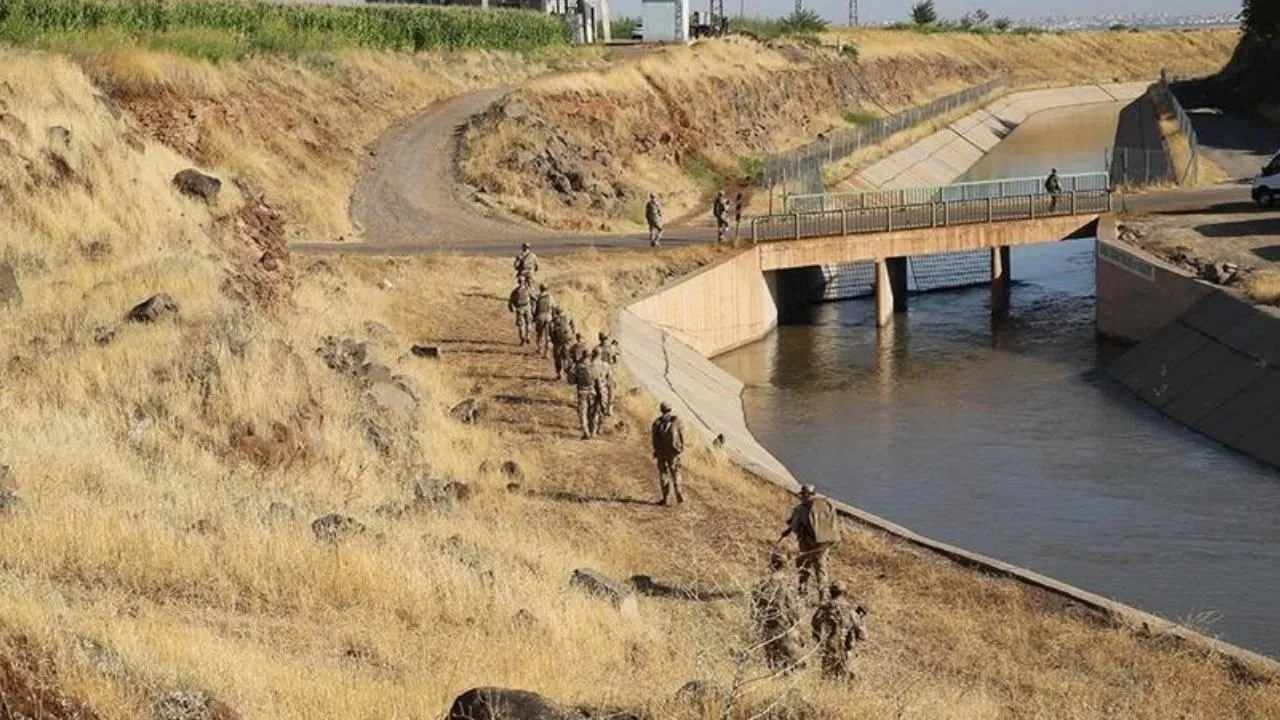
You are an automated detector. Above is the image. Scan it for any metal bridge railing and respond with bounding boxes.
[749,190,1113,244]
[784,171,1111,214]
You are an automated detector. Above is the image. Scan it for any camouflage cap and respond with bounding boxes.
[828,581,847,597]
[768,551,786,569]
[659,401,672,413]
[521,242,531,250]
[799,485,816,498]
[598,331,608,341]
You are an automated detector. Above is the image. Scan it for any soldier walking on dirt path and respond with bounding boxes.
[507,276,534,346]
[534,284,555,357]
[589,348,610,435]
[596,332,618,417]
[514,242,539,283]
[752,552,805,672]
[776,485,841,602]
[646,193,664,248]
[713,190,730,243]
[573,348,601,439]
[651,402,685,505]
[1045,168,1062,212]
[810,582,867,680]
[550,309,575,380]
[566,333,588,385]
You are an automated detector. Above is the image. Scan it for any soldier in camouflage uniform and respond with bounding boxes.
[751,552,804,672]
[595,332,617,417]
[810,582,868,680]
[572,348,601,439]
[506,276,534,346]
[534,284,556,357]
[589,347,611,434]
[566,333,588,385]
[650,402,685,505]
[550,308,576,380]
[514,242,539,283]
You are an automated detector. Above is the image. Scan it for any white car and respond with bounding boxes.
[1253,152,1280,207]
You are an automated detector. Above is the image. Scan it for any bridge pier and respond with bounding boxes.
[991,245,1011,318]
[874,257,909,327]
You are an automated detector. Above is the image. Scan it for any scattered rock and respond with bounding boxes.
[0,464,18,514]
[0,112,28,139]
[392,374,423,404]
[46,125,71,150]
[367,381,418,422]
[412,477,473,509]
[125,293,180,323]
[72,635,127,680]
[93,325,117,346]
[450,398,483,424]
[362,320,396,344]
[506,482,523,493]
[261,501,296,525]
[80,238,112,262]
[500,460,525,483]
[172,169,222,204]
[570,568,640,617]
[0,261,21,308]
[446,687,584,720]
[316,336,371,377]
[311,513,366,545]
[152,689,241,720]
[410,344,442,359]
[503,101,530,120]
[674,680,720,706]
[379,278,394,292]
[512,608,537,629]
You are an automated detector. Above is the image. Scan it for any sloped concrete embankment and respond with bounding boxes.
[616,244,1280,673]
[853,82,1148,190]
[1099,225,1280,469]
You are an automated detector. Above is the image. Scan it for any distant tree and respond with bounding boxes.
[910,0,937,26]
[779,8,828,35]
[959,13,974,29]
[1241,0,1280,41]
[973,9,990,25]
[992,16,1011,31]
[1109,22,1129,31]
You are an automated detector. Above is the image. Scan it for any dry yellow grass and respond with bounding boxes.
[5,41,1280,720]
[1150,88,1230,186]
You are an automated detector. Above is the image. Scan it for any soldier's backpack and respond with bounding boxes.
[808,497,840,547]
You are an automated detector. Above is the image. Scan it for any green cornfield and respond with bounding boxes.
[0,0,571,56]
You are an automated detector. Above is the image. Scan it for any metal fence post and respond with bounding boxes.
[841,210,848,236]
[886,206,892,232]
[793,213,800,240]
[1070,191,1076,215]
[931,202,937,228]
[1029,194,1035,219]
[987,197,993,223]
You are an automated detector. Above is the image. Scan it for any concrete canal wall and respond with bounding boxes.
[615,242,1280,674]
[1099,226,1280,469]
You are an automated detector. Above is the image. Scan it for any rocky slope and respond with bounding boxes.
[460,29,1238,231]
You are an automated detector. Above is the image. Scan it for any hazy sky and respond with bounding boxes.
[612,0,1241,24]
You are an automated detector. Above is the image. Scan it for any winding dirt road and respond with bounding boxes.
[326,86,714,258]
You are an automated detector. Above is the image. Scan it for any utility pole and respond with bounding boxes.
[848,0,857,26]
[794,0,801,15]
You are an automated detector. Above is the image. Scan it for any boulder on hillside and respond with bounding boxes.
[125,293,179,323]
[570,568,640,617]
[446,687,584,720]
[0,261,21,308]
[152,689,241,720]
[311,513,366,545]
[0,112,28,140]
[450,398,483,425]
[46,125,71,150]
[172,169,222,204]
[410,343,442,359]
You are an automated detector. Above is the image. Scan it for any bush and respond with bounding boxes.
[0,0,572,56]
[1242,0,1280,41]
[610,15,638,39]
[778,8,827,35]
[992,17,1011,31]
[910,0,937,26]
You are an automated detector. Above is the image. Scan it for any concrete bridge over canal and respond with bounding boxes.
[747,178,1113,327]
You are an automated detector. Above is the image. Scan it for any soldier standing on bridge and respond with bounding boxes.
[534,284,555,357]
[713,190,730,243]
[506,276,533,346]
[1045,169,1063,212]
[514,242,538,283]
[776,485,841,602]
[646,193,664,248]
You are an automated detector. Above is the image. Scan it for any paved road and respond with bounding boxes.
[1172,80,1280,181]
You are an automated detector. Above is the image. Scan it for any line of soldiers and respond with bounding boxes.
[643,190,745,248]
[507,245,619,441]
[510,244,866,679]
[751,485,868,679]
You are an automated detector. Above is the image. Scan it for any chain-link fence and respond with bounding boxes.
[1107,79,1199,188]
[760,80,1004,200]
[1107,146,1176,187]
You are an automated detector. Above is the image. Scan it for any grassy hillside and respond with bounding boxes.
[460,29,1237,232]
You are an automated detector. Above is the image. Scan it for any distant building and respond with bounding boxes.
[641,0,689,42]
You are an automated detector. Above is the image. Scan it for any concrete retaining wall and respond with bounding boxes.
[855,83,1149,190]
[1100,232,1280,469]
